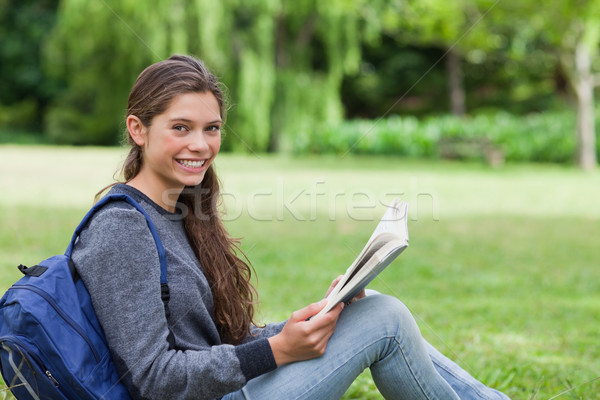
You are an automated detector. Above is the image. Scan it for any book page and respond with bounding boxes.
[316,200,409,317]
[367,199,409,243]
[325,201,408,302]
[339,233,399,291]
[335,242,407,303]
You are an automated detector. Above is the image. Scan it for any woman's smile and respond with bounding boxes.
[176,158,208,171]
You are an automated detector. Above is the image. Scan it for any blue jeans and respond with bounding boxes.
[225,294,510,400]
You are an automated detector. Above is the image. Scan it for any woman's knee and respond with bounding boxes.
[349,294,417,335]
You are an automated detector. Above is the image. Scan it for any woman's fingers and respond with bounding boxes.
[325,275,344,297]
[269,302,343,366]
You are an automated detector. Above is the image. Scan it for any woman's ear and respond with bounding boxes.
[127,115,146,146]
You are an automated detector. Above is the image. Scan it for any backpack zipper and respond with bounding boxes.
[45,370,60,386]
[0,336,60,388]
[9,285,101,362]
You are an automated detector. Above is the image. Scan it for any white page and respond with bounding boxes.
[316,200,409,317]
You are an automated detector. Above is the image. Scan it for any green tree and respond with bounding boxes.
[0,0,59,132]
[265,0,366,151]
[185,0,375,153]
[383,0,501,116]
[43,0,384,151]
[486,0,599,170]
[379,0,598,169]
[43,0,156,144]
[556,3,600,170]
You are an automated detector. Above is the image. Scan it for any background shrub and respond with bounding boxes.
[294,110,594,164]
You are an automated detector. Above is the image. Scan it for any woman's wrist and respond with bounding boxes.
[268,334,294,366]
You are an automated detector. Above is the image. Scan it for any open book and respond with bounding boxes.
[315,199,409,317]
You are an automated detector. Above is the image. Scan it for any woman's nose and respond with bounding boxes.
[188,132,209,151]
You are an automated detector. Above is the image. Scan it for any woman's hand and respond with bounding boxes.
[268,300,343,366]
[325,275,366,303]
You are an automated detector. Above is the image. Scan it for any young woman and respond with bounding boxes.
[71,55,510,400]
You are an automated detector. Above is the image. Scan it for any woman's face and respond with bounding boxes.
[133,91,222,200]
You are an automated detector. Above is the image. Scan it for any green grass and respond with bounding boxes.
[1,145,599,399]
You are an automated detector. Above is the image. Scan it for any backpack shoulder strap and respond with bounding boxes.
[64,193,168,286]
[65,193,177,348]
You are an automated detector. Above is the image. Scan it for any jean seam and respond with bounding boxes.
[431,355,491,399]
[392,336,437,400]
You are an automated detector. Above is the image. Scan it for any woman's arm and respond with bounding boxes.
[72,205,275,400]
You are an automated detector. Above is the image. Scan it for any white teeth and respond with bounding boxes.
[178,160,205,168]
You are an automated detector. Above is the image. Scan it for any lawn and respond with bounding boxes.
[1,145,599,399]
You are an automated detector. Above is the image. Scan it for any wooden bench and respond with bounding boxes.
[438,137,504,167]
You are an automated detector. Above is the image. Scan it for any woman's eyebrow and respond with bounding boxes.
[168,118,222,124]
[168,118,193,124]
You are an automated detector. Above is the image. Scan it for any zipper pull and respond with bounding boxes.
[45,370,60,387]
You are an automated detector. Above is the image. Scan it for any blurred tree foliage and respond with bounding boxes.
[0,0,59,132]
[43,0,155,145]
[40,0,378,150]
[486,0,600,169]
[341,0,561,118]
[2,0,599,167]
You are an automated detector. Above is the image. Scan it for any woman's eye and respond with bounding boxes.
[206,125,221,133]
[173,125,188,132]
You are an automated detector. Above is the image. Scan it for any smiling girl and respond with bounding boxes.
[71,55,509,400]
[126,91,221,210]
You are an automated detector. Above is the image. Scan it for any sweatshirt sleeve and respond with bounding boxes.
[245,322,286,343]
[72,206,276,400]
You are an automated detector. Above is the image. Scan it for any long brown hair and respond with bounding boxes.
[114,55,258,345]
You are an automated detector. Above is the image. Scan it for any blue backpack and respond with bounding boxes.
[0,194,169,399]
